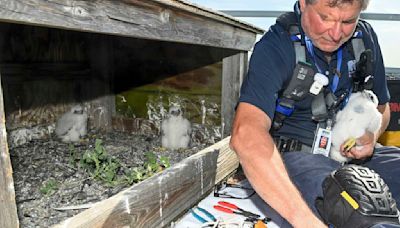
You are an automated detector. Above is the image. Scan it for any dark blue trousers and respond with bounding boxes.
[279,146,400,228]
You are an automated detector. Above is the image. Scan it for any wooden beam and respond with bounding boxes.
[221,52,248,137]
[54,136,239,228]
[87,34,114,132]
[0,72,19,228]
[0,0,258,51]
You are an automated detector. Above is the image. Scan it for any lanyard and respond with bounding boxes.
[305,37,342,93]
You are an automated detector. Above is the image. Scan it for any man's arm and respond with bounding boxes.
[377,103,391,137]
[230,102,326,228]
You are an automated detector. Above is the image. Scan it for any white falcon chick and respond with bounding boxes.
[330,90,382,163]
[55,105,88,142]
[161,105,191,150]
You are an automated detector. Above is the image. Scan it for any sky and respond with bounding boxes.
[189,0,400,68]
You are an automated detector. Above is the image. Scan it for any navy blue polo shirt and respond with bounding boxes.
[239,4,390,146]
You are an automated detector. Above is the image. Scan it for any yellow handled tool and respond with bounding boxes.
[343,137,356,152]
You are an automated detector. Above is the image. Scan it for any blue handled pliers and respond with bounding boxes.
[190,207,217,224]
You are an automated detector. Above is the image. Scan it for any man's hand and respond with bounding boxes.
[340,131,375,160]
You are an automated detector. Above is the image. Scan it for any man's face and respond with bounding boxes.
[299,0,362,53]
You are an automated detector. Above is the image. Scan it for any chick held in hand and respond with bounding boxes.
[330,90,382,163]
[161,105,191,150]
[55,105,88,142]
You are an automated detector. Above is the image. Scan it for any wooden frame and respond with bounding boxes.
[0,74,19,228]
[0,0,262,51]
[0,0,263,227]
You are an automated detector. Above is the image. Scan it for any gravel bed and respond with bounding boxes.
[10,129,213,227]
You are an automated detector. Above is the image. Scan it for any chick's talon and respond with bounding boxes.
[343,137,356,152]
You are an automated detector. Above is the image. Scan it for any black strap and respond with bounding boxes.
[274,9,370,131]
[273,62,315,131]
[276,12,306,64]
[276,12,299,34]
[273,137,311,153]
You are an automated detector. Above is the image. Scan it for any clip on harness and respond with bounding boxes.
[307,37,345,127]
[273,62,315,130]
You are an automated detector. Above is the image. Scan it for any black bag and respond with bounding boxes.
[315,165,399,228]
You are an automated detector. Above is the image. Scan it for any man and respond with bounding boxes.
[230,0,400,227]
[319,136,328,149]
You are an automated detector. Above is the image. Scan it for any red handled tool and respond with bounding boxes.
[213,201,260,219]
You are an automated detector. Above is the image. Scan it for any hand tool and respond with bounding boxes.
[254,220,267,228]
[213,201,260,219]
[190,207,216,224]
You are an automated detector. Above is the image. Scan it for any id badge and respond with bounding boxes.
[312,127,332,157]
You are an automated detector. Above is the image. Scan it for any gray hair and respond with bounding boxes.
[305,0,370,10]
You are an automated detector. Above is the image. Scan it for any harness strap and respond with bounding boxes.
[273,136,312,153]
[311,92,328,122]
[273,62,315,130]
[352,31,365,62]
[294,40,307,64]
[277,12,306,64]
[274,11,367,130]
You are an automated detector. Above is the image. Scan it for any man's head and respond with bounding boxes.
[299,0,370,53]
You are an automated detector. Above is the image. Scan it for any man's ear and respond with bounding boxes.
[299,0,306,12]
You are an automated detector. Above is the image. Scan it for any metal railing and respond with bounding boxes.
[386,68,400,79]
[221,11,400,21]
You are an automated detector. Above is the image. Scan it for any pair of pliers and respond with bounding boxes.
[213,201,260,219]
[190,207,217,224]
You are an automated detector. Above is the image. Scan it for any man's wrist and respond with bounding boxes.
[292,216,327,228]
[290,209,326,228]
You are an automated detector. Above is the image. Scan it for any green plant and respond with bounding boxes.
[79,139,121,186]
[144,152,160,174]
[159,156,171,169]
[40,179,59,196]
[71,139,172,187]
[122,152,171,185]
[123,167,147,184]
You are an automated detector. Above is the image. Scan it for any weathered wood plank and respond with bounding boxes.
[221,52,248,137]
[0,0,260,51]
[150,0,263,33]
[54,136,238,228]
[0,72,19,228]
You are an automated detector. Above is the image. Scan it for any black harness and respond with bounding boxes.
[272,12,374,139]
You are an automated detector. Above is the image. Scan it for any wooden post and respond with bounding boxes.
[221,52,248,137]
[0,73,19,228]
[87,34,115,131]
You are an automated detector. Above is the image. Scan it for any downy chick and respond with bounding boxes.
[330,90,382,163]
[55,105,88,142]
[161,105,191,150]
